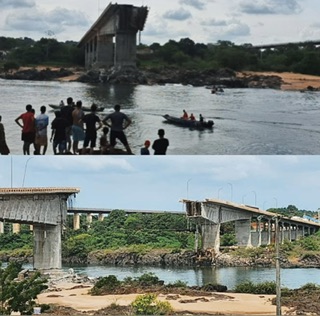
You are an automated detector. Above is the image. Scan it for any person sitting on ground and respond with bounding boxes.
[181,110,188,120]
[140,140,151,155]
[190,113,195,121]
[152,129,169,155]
[99,126,110,154]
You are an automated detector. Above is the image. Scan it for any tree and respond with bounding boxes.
[0,262,48,315]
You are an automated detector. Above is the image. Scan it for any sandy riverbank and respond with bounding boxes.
[37,282,286,315]
[239,71,320,91]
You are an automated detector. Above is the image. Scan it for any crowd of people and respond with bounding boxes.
[0,97,170,155]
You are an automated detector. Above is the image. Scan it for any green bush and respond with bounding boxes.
[131,293,173,315]
[91,275,121,295]
[234,281,276,294]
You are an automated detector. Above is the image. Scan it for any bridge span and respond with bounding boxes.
[182,198,320,253]
[0,187,79,270]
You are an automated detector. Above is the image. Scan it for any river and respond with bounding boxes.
[1,79,320,155]
[29,264,319,290]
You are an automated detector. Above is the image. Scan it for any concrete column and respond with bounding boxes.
[30,225,33,231]
[0,222,3,234]
[235,219,252,247]
[115,32,137,69]
[257,219,262,246]
[98,214,104,221]
[86,213,92,228]
[12,223,21,234]
[97,35,114,68]
[73,213,80,230]
[267,219,271,245]
[200,222,220,253]
[33,223,62,270]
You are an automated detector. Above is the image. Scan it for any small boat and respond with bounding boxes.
[163,114,214,129]
[48,104,105,112]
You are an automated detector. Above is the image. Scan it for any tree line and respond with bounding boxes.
[0,206,319,258]
[1,36,320,75]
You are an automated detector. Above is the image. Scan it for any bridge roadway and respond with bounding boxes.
[252,39,320,49]
[183,198,320,252]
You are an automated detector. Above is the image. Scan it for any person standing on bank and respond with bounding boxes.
[0,115,10,155]
[35,105,49,155]
[152,129,169,155]
[72,100,85,154]
[102,104,132,154]
[82,103,102,155]
[15,104,35,155]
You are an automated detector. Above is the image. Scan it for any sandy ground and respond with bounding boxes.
[240,71,320,91]
[37,282,285,315]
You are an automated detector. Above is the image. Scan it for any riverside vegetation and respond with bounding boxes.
[1,207,320,267]
[1,36,320,77]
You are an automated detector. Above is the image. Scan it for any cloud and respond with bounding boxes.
[179,0,206,10]
[163,8,192,21]
[0,0,35,9]
[201,18,228,26]
[4,7,90,36]
[239,0,302,15]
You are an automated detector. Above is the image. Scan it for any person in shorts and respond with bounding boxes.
[35,105,49,155]
[15,104,35,155]
[82,104,102,154]
[102,104,132,154]
[50,111,68,155]
[72,100,85,154]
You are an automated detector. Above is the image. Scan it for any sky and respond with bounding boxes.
[0,0,320,46]
[0,155,320,212]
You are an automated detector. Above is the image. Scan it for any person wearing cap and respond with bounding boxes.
[102,104,132,154]
[152,129,169,155]
[140,140,150,155]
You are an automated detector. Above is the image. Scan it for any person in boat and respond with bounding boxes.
[152,129,169,155]
[211,86,217,94]
[102,104,132,154]
[140,140,151,155]
[199,114,204,122]
[189,113,195,121]
[181,110,188,120]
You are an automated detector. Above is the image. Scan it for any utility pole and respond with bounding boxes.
[275,216,282,315]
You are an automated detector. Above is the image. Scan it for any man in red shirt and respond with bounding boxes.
[15,104,35,155]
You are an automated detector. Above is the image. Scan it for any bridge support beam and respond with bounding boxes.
[115,32,137,69]
[200,222,220,253]
[74,213,80,230]
[235,219,252,247]
[33,223,62,270]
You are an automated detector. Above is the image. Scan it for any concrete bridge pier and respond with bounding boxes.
[200,221,220,253]
[235,219,252,247]
[74,213,80,230]
[115,32,137,69]
[33,223,62,270]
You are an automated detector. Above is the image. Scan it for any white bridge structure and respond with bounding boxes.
[0,188,79,270]
[182,198,320,253]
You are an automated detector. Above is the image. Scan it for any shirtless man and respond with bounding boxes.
[72,100,85,154]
